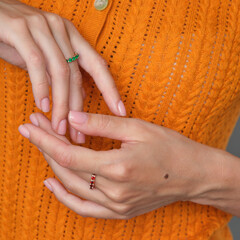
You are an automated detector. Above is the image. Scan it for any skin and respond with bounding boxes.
[18,112,240,219]
[0,0,126,143]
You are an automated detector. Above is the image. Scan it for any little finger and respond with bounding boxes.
[44,177,126,219]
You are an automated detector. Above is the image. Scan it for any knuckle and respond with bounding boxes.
[47,13,64,26]
[63,17,75,30]
[112,204,131,215]
[106,189,126,203]
[63,181,75,193]
[35,80,49,90]
[28,51,43,67]
[57,62,70,78]
[112,163,132,182]
[53,100,69,113]
[28,13,46,25]
[131,118,150,138]
[46,14,66,33]
[71,69,83,88]
[35,133,45,146]
[54,147,73,168]
[95,114,111,131]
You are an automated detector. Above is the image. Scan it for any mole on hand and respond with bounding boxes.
[164,174,169,179]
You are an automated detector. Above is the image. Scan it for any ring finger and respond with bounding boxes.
[43,151,132,216]
[43,12,85,144]
[43,151,112,206]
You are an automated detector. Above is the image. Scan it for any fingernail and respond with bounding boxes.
[77,131,85,144]
[41,97,50,113]
[18,125,30,138]
[118,100,126,116]
[69,111,88,124]
[57,119,67,135]
[43,180,53,192]
[30,114,39,126]
[38,147,42,152]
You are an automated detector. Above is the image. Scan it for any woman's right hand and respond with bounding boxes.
[0,0,126,143]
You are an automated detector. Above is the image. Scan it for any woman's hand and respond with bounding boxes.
[0,0,126,142]
[17,112,223,219]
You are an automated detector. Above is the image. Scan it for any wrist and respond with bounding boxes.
[188,145,240,216]
[183,143,221,202]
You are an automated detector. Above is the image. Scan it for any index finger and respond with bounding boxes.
[18,123,108,175]
[63,19,126,117]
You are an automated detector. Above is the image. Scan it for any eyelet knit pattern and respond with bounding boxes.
[0,0,239,239]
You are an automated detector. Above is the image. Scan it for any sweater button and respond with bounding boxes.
[94,0,108,11]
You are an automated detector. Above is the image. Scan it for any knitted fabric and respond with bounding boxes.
[0,0,240,239]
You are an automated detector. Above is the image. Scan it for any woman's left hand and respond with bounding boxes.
[18,112,219,219]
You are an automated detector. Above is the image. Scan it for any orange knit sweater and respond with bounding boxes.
[0,0,240,239]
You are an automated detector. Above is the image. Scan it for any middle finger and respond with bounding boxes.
[27,13,70,135]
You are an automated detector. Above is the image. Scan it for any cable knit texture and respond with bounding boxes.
[0,0,240,239]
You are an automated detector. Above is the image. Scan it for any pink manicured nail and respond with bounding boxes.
[30,114,39,127]
[58,119,67,135]
[77,131,85,144]
[18,125,30,138]
[43,180,53,192]
[118,100,126,116]
[41,97,50,113]
[69,111,88,124]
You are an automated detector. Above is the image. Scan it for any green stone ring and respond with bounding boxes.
[66,52,79,63]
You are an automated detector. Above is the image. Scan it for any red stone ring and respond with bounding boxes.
[89,173,96,190]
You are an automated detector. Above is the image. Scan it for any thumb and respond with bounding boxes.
[68,111,137,141]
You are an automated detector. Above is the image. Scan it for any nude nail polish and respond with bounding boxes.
[77,131,85,144]
[58,119,67,135]
[30,114,39,127]
[43,180,53,192]
[41,97,50,113]
[118,100,127,116]
[18,125,30,138]
[69,111,88,124]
